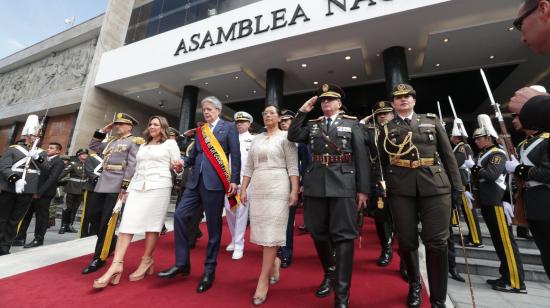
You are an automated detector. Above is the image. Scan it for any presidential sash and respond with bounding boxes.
[196,123,240,212]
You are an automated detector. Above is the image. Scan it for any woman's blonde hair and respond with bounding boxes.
[143,115,170,144]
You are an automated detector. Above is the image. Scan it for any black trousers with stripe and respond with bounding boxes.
[460,192,483,245]
[480,204,525,288]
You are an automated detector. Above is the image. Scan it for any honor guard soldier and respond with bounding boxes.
[506,113,550,280]
[82,113,142,274]
[379,84,462,308]
[0,115,48,255]
[225,111,254,260]
[58,148,89,234]
[361,101,396,267]
[80,150,103,238]
[464,115,526,293]
[288,83,370,308]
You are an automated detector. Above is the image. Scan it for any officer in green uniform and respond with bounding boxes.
[82,113,142,274]
[379,84,462,308]
[58,148,89,234]
[288,83,370,308]
[465,117,526,293]
[361,101,395,267]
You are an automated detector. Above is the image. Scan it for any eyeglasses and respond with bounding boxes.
[513,4,538,31]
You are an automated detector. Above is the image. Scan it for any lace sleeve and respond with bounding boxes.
[282,135,299,177]
[241,139,255,178]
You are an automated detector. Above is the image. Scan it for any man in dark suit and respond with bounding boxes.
[16,142,65,248]
[158,96,241,294]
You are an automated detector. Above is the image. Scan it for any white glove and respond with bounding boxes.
[505,156,520,174]
[464,191,474,210]
[28,149,40,160]
[15,179,26,194]
[502,201,514,226]
[463,158,475,169]
[113,199,124,213]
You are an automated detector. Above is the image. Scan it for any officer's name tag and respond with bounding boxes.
[419,124,435,128]
[337,127,352,133]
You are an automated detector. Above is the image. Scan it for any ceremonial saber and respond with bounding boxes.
[436,101,445,128]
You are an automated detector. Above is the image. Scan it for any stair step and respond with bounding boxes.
[451,233,538,250]
[452,243,543,266]
[455,257,549,283]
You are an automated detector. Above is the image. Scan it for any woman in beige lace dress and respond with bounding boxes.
[240,105,299,305]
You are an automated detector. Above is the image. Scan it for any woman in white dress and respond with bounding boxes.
[240,105,299,305]
[93,116,183,288]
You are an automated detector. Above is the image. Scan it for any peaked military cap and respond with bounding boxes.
[280,109,296,120]
[113,113,138,126]
[76,148,89,156]
[234,111,253,123]
[317,83,345,100]
[392,83,416,98]
[373,101,394,115]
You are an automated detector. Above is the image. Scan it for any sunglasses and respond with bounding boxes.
[513,4,538,31]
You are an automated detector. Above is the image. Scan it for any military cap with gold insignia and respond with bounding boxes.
[373,100,394,115]
[280,109,296,120]
[317,83,345,100]
[168,127,181,137]
[76,148,89,156]
[234,111,253,123]
[392,83,416,98]
[113,113,139,126]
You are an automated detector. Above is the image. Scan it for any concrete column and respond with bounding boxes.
[178,85,199,132]
[382,46,410,98]
[265,68,284,107]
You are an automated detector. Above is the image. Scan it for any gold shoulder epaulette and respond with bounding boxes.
[541,132,550,139]
[309,116,323,122]
[426,113,437,118]
[132,136,145,145]
[342,115,357,120]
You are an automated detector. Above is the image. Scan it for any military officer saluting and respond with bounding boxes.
[379,84,462,308]
[288,83,370,308]
[465,115,526,293]
[507,113,550,281]
[82,113,142,274]
[59,148,89,234]
[0,115,48,255]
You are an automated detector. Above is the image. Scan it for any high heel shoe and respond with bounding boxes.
[269,257,281,285]
[252,294,268,306]
[93,261,123,289]
[129,256,154,282]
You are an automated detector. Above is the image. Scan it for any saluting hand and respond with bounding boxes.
[299,96,318,113]
[101,122,114,133]
[356,192,368,211]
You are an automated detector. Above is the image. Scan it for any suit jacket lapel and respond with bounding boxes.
[327,115,342,135]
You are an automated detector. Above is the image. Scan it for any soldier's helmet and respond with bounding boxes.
[234,111,253,123]
[317,83,345,100]
[21,115,41,137]
[373,101,394,115]
[391,83,416,98]
[113,113,139,126]
[451,118,469,138]
[473,114,498,139]
[280,110,296,120]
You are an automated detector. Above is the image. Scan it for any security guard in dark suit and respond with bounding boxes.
[288,84,370,308]
[362,101,395,267]
[507,113,550,280]
[58,148,89,234]
[466,119,526,293]
[379,84,462,308]
[80,151,103,238]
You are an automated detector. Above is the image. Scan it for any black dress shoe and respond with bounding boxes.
[197,272,215,293]
[315,270,335,298]
[486,277,505,287]
[23,239,43,248]
[0,250,10,256]
[12,239,25,247]
[66,225,78,233]
[407,281,422,307]
[492,280,527,294]
[82,258,105,274]
[376,246,393,267]
[280,257,292,268]
[58,225,67,234]
[449,268,465,282]
[157,265,190,278]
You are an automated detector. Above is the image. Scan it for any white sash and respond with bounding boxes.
[477,147,506,190]
[520,137,550,188]
[91,155,103,176]
[11,145,41,175]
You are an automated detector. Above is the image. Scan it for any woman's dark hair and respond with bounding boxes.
[263,104,281,116]
[143,116,171,144]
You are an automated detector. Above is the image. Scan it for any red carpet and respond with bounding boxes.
[0,213,429,307]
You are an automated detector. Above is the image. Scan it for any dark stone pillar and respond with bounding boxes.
[179,85,199,132]
[382,46,410,98]
[265,68,284,107]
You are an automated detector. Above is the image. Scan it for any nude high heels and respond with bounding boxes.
[93,260,123,289]
[129,256,154,282]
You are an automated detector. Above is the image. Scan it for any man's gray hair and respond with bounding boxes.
[201,96,223,111]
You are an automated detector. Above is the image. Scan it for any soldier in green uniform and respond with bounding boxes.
[58,148,89,234]
[288,83,370,308]
[82,113,142,274]
[361,101,395,267]
[0,115,48,255]
[465,116,526,293]
[379,84,462,308]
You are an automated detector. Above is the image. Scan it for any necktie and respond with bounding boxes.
[326,118,332,129]
[404,118,411,126]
